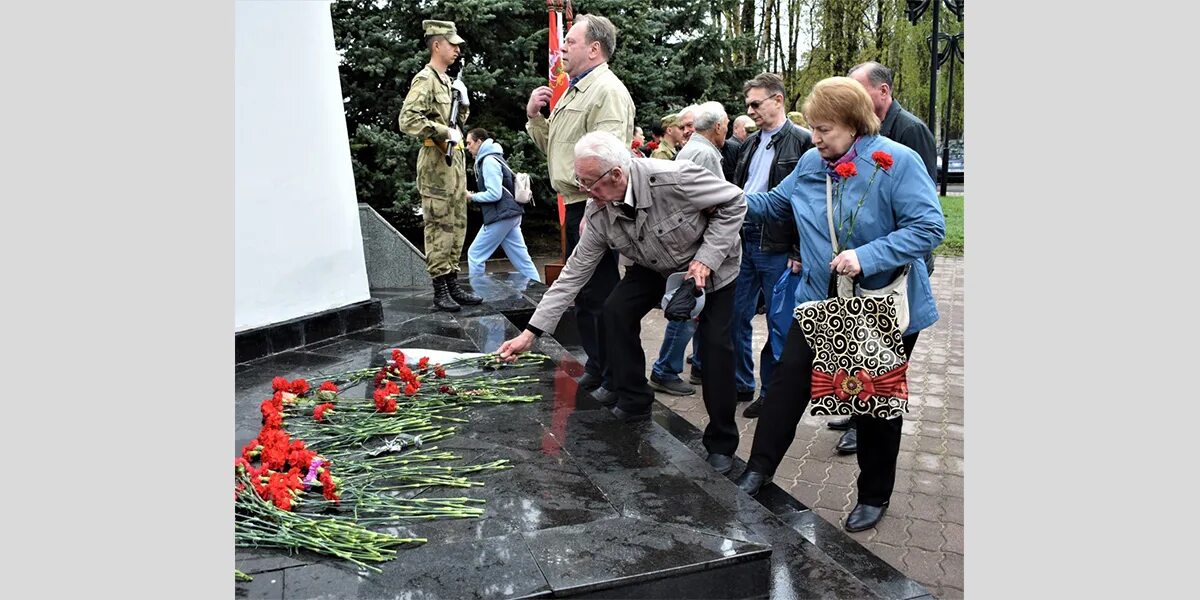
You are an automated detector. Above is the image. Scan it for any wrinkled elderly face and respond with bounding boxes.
[573,155,626,203]
[809,118,857,161]
[678,111,695,142]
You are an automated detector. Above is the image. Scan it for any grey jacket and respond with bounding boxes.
[527,158,746,334]
[676,134,723,178]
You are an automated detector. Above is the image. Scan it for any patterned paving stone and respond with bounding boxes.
[637,255,965,598]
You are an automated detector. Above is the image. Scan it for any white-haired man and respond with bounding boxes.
[498,131,746,475]
[648,100,728,396]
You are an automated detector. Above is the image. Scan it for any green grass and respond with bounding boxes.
[935,195,963,256]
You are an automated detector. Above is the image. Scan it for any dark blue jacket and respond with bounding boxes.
[472,139,524,224]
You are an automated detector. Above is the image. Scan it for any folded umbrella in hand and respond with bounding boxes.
[661,272,706,321]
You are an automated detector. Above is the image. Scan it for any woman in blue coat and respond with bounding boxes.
[465,129,541,282]
[732,77,945,533]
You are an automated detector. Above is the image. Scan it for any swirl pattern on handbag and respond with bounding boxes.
[795,295,909,419]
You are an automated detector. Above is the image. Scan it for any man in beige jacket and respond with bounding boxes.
[498,131,746,476]
[525,14,634,404]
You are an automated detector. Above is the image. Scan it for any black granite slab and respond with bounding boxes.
[237,299,385,364]
[234,273,931,599]
[521,516,770,598]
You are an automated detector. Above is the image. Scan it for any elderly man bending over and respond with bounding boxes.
[498,130,746,475]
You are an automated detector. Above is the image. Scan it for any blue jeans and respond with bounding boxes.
[651,318,698,382]
[467,216,542,282]
[732,224,789,397]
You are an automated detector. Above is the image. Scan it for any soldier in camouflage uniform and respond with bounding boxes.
[399,19,482,311]
[650,113,681,160]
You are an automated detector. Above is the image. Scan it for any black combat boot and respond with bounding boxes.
[432,275,461,312]
[445,273,482,305]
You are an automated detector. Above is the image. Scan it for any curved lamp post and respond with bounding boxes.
[907,0,964,192]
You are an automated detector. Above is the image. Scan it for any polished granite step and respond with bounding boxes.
[234,274,931,599]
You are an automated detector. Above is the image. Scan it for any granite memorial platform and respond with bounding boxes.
[234,273,932,599]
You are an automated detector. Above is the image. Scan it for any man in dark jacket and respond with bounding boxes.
[725,73,814,420]
[827,61,941,453]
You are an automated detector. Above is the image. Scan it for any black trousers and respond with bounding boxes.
[604,264,740,455]
[565,202,620,386]
[747,320,920,507]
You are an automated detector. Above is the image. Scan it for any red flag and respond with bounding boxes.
[548,12,569,110]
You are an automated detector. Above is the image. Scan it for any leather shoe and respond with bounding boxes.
[590,386,617,407]
[845,502,889,532]
[827,416,853,431]
[577,372,602,392]
[706,453,734,475]
[836,427,858,454]
[688,371,703,385]
[736,389,754,403]
[741,397,764,419]
[610,405,651,423]
[733,469,770,496]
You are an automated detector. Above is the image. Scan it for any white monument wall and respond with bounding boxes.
[235,0,370,332]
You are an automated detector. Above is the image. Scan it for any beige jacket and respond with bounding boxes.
[526,63,635,205]
[527,158,746,334]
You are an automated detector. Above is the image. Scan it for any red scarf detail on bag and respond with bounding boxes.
[811,363,908,401]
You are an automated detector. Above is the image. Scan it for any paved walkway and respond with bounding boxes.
[479,254,964,599]
[640,256,964,599]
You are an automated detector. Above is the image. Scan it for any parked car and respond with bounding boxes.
[935,139,964,183]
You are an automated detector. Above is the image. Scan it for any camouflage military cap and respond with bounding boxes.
[422,20,465,45]
[661,114,681,128]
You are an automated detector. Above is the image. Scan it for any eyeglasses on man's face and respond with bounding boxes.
[574,165,617,192]
[746,94,780,111]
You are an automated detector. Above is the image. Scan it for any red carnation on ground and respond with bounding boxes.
[319,468,340,503]
[834,162,858,178]
[404,382,419,396]
[434,366,447,379]
[418,357,430,371]
[318,381,338,393]
[313,403,335,422]
[871,151,894,171]
[391,349,405,364]
[290,379,310,395]
[271,376,290,392]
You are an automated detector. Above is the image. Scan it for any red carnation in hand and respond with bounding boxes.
[647,140,659,150]
[871,151,894,171]
[834,162,858,178]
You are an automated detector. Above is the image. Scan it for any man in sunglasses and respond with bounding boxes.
[498,131,746,477]
[729,72,814,420]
